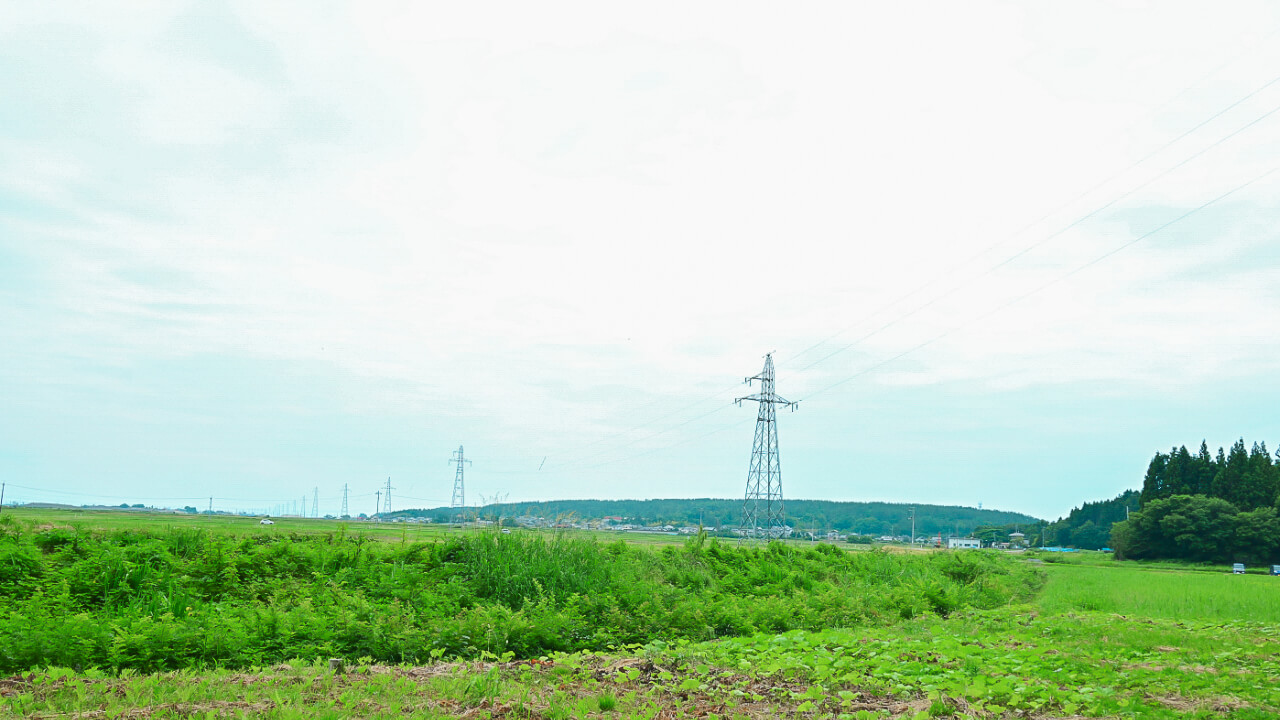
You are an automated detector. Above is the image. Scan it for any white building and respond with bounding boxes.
[947,537,981,550]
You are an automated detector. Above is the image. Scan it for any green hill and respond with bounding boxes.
[391,498,1041,537]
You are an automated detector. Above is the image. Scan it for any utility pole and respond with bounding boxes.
[736,353,798,540]
[375,490,381,516]
[208,497,213,514]
[0,482,5,514]
[301,494,307,518]
[312,487,319,518]
[450,446,472,510]
[909,506,916,547]
[341,484,349,518]
[383,477,394,515]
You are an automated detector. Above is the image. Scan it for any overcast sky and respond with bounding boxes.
[3,2,1280,520]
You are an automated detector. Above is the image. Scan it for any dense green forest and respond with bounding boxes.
[394,498,1041,537]
[1112,439,1280,563]
[0,517,1041,673]
[1040,490,1140,550]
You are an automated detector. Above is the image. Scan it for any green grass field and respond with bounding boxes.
[1037,561,1280,622]
[3,508,1279,718]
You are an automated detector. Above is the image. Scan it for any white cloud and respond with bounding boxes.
[4,1,1280,516]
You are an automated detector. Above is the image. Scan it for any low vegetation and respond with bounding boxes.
[0,514,1041,674]
[6,560,1280,718]
[6,510,1280,718]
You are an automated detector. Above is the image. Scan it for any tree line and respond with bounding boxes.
[1040,490,1139,550]
[1111,439,1280,564]
[393,498,1041,538]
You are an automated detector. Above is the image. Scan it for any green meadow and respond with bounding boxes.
[2,508,1279,718]
[1036,561,1280,622]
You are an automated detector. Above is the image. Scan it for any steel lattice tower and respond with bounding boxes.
[340,484,349,518]
[383,477,394,514]
[450,446,472,509]
[736,353,798,538]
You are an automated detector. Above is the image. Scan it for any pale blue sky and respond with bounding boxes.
[3,2,1280,519]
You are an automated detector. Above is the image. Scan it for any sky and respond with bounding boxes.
[3,2,1280,521]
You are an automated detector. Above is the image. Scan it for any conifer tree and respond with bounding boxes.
[1239,441,1280,510]
[1193,440,1216,495]
[1165,446,1193,495]
[1211,439,1250,508]
[1140,451,1169,505]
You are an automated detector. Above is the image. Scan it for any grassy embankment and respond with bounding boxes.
[0,509,1037,672]
[5,510,1280,718]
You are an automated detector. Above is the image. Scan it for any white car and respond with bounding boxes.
[260,518,275,525]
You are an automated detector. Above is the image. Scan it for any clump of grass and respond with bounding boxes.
[596,693,617,711]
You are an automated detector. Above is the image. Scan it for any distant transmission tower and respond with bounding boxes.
[450,445,472,509]
[736,353,798,539]
[383,476,394,514]
[301,494,307,518]
[312,487,319,518]
[340,484,349,518]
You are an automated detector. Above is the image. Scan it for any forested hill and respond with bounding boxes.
[1042,490,1140,550]
[393,498,1041,536]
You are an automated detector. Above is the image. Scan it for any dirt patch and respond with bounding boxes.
[17,659,934,720]
[31,700,277,719]
[1147,693,1250,713]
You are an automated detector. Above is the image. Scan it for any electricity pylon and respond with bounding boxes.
[340,484,349,518]
[736,353,797,539]
[450,445,471,509]
[312,487,319,518]
[383,477,394,514]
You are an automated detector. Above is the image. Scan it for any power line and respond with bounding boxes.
[546,401,737,472]
[532,75,1280,477]
[795,162,1280,404]
[788,92,1280,379]
[783,71,1280,372]
[539,380,746,470]
[534,162,1279,478]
